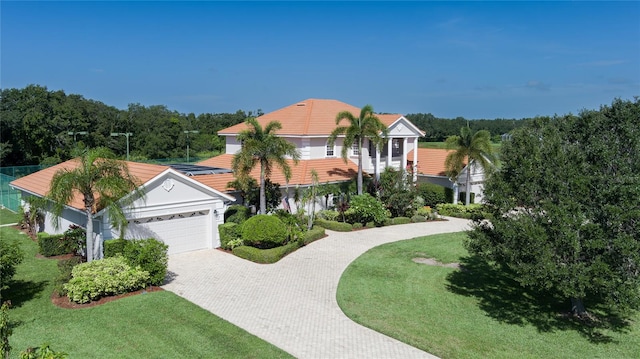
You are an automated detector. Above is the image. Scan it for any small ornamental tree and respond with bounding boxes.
[467,98,640,318]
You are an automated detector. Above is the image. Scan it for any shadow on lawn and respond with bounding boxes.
[446,255,632,343]
[1,279,48,308]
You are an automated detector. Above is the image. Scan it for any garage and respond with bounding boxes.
[125,210,211,255]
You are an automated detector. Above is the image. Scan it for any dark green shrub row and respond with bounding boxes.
[37,225,85,257]
[352,223,363,230]
[303,226,325,245]
[435,203,484,219]
[219,222,240,250]
[53,256,83,297]
[241,214,287,249]
[391,217,412,225]
[416,183,448,207]
[314,219,353,232]
[224,204,252,224]
[104,238,168,286]
[232,242,300,264]
[64,256,149,303]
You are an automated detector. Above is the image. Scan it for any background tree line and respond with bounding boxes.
[2,84,528,167]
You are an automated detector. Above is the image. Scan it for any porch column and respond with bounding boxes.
[375,146,381,180]
[413,138,418,182]
[402,137,408,172]
[387,137,392,168]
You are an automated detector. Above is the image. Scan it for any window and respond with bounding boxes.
[326,142,334,157]
[392,139,402,157]
[351,142,360,156]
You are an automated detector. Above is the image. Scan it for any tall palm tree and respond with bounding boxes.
[328,104,388,195]
[231,118,300,214]
[445,126,496,205]
[48,147,143,261]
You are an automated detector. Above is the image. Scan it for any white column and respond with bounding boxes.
[413,138,418,182]
[402,137,408,172]
[375,146,381,180]
[387,137,392,168]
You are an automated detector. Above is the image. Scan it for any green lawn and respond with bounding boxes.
[337,232,639,359]
[1,227,292,358]
[0,208,21,225]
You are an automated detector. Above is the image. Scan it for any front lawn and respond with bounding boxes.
[0,208,21,225]
[1,227,292,358]
[337,232,640,359]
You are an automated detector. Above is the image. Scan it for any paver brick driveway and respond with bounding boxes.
[163,217,471,358]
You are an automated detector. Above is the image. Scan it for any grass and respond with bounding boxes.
[337,232,640,359]
[1,227,292,358]
[0,207,21,225]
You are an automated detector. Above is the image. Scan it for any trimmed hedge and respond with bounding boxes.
[352,222,363,230]
[435,203,484,219]
[411,215,427,223]
[391,217,412,225]
[232,242,300,264]
[416,183,448,207]
[224,204,252,224]
[241,215,287,249]
[314,219,353,232]
[218,222,240,250]
[303,226,326,245]
[104,238,168,286]
[37,233,65,257]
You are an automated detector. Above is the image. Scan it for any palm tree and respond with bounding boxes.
[445,126,496,205]
[231,118,300,214]
[48,147,143,262]
[328,104,388,195]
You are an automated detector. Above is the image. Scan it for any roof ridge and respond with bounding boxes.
[302,99,314,135]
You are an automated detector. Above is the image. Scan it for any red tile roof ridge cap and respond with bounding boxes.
[302,99,314,134]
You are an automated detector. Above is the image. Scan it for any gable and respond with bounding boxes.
[387,116,425,137]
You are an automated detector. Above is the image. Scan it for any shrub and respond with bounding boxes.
[344,194,389,226]
[64,256,149,303]
[303,226,326,245]
[37,225,85,257]
[19,343,68,359]
[218,222,240,250]
[232,242,300,264]
[37,233,65,257]
[224,204,251,224]
[0,238,24,292]
[416,206,432,217]
[416,183,448,207]
[53,256,83,297]
[411,215,427,223]
[365,221,376,228]
[316,210,339,222]
[226,238,244,249]
[240,215,287,249]
[314,219,353,232]
[274,210,306,245]
[435,203,484,219]
[104,238,168,286]
[391,217,412,225]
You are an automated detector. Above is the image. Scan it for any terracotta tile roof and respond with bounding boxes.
[196,155,359,191]
[408,148,466,177]
[218,99,404,136]
[10,159,168,212]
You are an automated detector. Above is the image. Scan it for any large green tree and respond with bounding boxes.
[445,126,496,205]
[328,104,388,195]
[467,98,640,317]
[231,118,300,214]
[47,147,143,262]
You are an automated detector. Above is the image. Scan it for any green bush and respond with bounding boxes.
[391,217,412,225]
[411,215,427,223]
[365,221,376,228]
[344,194,389,225]
[314,219,353,232]
[224,205,252,224]
[0,238,23,292]
[416,183,448,207]
[435,203,484,219]
[218,222,240,250]
[37,233,65,257]
[241,215,287,249]
[64,256,150,304]
[232,242,300,264]
[352,222,363,230]
[274,210,306,245]
[20,343,68,359]
[53,256,83,297]
[303,226,326,245]
[316,210,339,222]
[104,238,168,286]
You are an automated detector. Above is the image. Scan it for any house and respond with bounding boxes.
[10,160,235,255]
[199,98,426,209]
[409,148,488,204]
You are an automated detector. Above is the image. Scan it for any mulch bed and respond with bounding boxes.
[51,286,164,309]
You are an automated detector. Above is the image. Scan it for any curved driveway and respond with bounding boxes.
[162,218,471,358]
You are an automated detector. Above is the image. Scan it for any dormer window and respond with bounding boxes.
[326,141,335,157]
[352,143,360,156]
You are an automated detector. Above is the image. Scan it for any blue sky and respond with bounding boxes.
[2,1,639,119]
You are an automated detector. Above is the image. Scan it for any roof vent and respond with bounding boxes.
[296,102,306,106]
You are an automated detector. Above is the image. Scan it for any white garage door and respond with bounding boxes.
[126,210,211,255]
